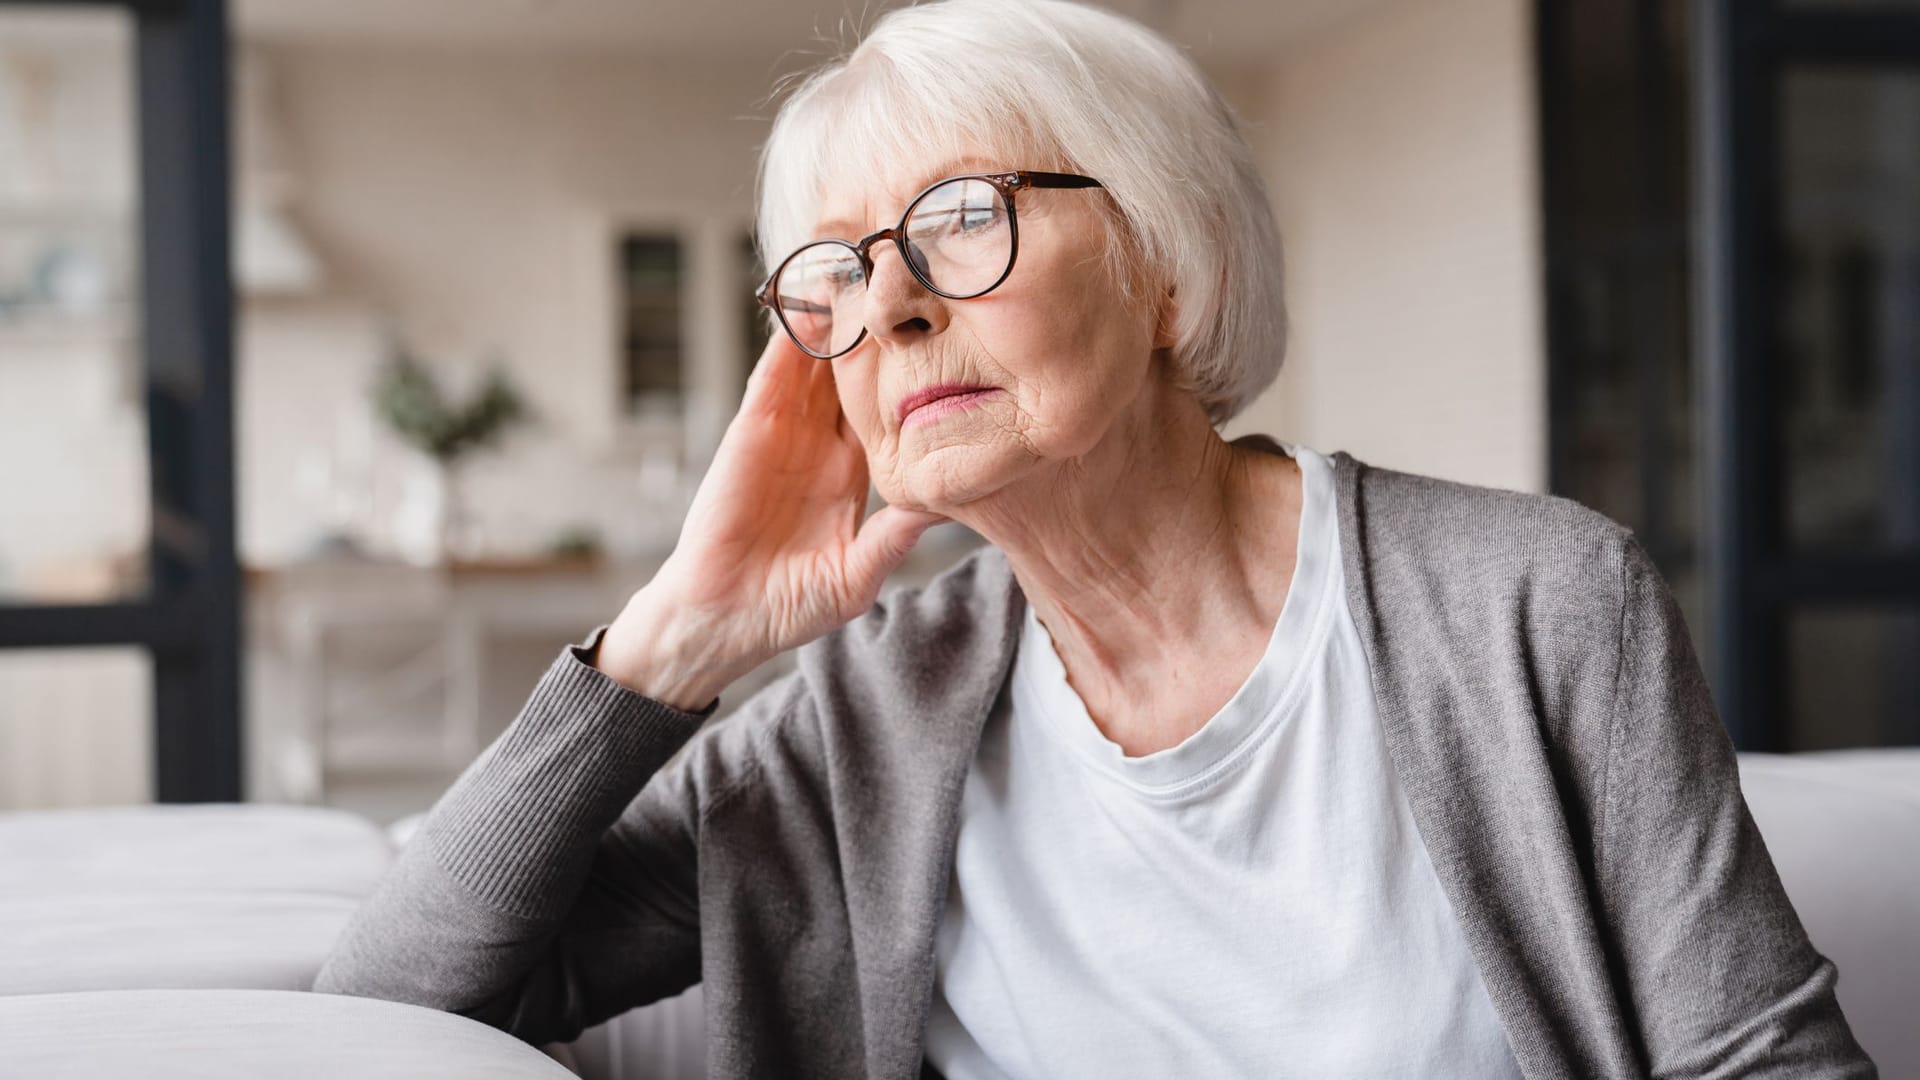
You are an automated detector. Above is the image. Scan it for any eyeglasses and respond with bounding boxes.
[755,169,1105,360]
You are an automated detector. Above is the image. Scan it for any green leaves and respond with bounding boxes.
[371,346,530,463]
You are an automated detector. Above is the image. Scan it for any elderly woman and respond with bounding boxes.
[315,1,1872,1076]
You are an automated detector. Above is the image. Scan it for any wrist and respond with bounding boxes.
[594,586,742,711]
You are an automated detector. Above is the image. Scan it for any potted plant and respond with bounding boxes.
[370,345,530,565]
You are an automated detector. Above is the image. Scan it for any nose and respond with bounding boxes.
[863,239,949,346]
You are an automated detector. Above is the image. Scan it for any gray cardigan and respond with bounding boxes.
[313,447,1874,1079]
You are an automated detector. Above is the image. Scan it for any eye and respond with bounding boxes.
[824,261,865,289]
[958,206,998,232]
[919,205,1002,238]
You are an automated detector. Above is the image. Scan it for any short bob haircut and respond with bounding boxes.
[755,0,1287,425]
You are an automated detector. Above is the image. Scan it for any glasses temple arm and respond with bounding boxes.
[1017,171,1104,189]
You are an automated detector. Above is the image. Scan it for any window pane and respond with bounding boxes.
[620,234,683,413]
[0,7,148,604]
[1785,607,1920,750]
[1542,0,1699,576]
[1777,67,1920,553]
[0,646,152,809]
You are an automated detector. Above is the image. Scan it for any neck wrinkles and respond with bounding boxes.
[946,369,1303,716]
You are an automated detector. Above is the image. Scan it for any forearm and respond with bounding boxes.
[312,631,712,1035]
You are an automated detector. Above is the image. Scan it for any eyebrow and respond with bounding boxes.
[812,156,1006,238]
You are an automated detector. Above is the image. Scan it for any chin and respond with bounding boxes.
[885,436,1030,513]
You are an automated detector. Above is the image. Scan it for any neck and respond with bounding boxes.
[947,369,1303,744]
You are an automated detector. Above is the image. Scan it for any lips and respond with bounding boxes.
[896,383,997,425]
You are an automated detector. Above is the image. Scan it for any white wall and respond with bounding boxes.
[240,44,777,565]
[1222,0,1546,494]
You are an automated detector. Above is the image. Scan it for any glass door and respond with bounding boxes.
[0,0,240,803]
[1699,0,1920,749]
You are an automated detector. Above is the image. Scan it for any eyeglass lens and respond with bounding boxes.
[772,177,1013,358]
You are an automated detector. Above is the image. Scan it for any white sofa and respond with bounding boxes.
[1731,750,1920,1075]
[1,750,1913,1078]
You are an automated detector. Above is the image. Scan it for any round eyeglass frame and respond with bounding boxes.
[755,169,1105,360]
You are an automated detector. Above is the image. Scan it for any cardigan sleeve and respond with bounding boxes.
[312,624,801,1048]
[1595,536,1875,1078]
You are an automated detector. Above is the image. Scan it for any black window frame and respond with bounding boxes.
[1543,0,1920,752]
[1695,0,1920,750]
[0,0,241,801]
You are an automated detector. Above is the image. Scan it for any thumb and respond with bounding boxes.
[845,505,949,597]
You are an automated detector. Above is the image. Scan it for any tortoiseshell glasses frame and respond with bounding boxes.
[754,169,1105,360]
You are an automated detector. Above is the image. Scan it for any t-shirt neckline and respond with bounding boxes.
[1013,441,1341,797]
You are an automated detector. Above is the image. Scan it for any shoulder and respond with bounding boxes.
[1341,452,1633,564]
[1332,452,1665,735]
[1335,451,1641,623]
[1334,454,1676,804]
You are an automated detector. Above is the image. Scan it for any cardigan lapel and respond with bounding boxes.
[817,546,1027,1079]
[1328,449,1637,1078]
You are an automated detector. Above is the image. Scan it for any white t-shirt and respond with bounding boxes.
[922,442,1524,1079]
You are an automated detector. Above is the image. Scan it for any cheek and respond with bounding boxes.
[983,287,1150,431]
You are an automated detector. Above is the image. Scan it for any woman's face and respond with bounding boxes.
[807,157,1168,513]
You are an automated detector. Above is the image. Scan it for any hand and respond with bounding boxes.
[596,332,948,708]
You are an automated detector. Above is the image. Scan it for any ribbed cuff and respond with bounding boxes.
[423,625,716,920]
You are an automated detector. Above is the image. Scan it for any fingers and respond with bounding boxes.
[844,504,950,598]
[741,331,813,418]
[740,331,850,433]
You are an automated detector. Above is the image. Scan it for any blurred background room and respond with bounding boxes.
[5,0,1919,806]
[2,0,1577,820]
[0,0,1916,1070]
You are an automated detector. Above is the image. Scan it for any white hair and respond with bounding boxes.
[754,0,1287,424]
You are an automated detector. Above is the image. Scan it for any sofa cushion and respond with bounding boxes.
[0,804,394,997]
[0,892,364,995]
[1738,749,1920,1079]
[0,804,392,898]
[0,989,576,1079]
[571,983,706,1080]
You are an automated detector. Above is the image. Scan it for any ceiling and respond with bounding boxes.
[230,0,1387,66]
